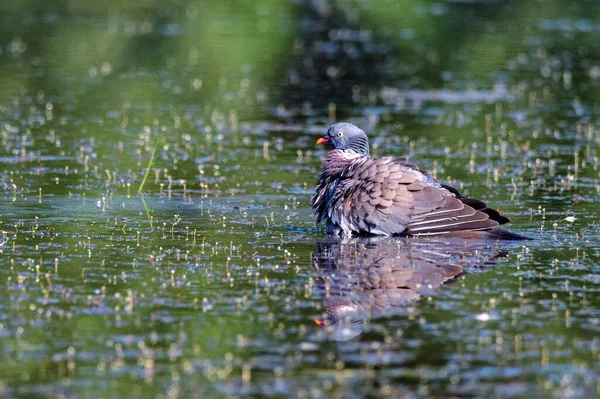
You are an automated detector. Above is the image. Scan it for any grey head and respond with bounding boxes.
[316,122,370,156]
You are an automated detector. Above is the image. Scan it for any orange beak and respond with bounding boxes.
[316,137,330,145]
[314,318,327,326]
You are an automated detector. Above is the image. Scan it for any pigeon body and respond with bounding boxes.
[312,123,526,238]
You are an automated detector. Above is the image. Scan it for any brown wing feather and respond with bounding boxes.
[406,192,500,235]
[441,183,510,225]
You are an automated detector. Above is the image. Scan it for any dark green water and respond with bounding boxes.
[1,1,599,397]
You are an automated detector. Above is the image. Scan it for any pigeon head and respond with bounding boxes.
[316,123,370,155]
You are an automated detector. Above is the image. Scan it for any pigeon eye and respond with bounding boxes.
[337,131,344,137]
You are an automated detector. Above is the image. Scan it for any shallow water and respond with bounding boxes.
[1,1,599,397]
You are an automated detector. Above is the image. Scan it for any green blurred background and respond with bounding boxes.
[2,0,599,115]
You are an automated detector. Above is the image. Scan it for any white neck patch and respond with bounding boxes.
[339,150,363,160]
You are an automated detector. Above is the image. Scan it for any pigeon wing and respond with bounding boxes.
[326,156,502,235]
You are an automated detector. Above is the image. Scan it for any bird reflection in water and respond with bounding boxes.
[312,236,507,341]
